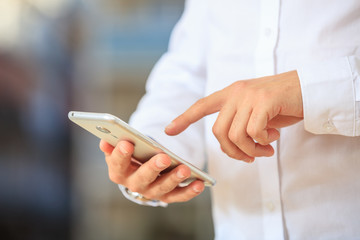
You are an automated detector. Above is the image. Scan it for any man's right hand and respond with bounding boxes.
[99,140,205,204]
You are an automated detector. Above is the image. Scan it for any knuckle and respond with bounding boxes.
[212,124,221,138]
[104,156,111,166]
[246,125,258,139]
[247,126,267,145]
[246,148,257,157]
[232,81,248,91]
[135,173,152,187]
[229,81,250,96]
[193,99,209,117]
[195,97,207,108]
[158,183,172,194]
[225,152,237,160]
[226,150,240,160]
[191,99,205,114]
[142,191,157,200]
[223,147,245,160]
[108,171,123,184]
[228,130,241,144]
[257,138,268,145]
[127,183,142,194]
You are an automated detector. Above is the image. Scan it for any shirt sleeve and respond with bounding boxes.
[129,0,208,169]
[297,56,360,136]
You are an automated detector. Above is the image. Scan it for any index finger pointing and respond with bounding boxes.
[165,90,225,136]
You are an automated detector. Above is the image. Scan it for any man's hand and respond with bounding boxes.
[100,140,205,203]
[165,70,303,163]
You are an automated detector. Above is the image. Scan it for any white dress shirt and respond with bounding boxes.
[128,0,360,239]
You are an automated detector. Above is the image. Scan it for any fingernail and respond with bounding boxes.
[247,158,255,164]
[165,122,175,131]
[193,185,202,193]
[119,142,129,155]
[156,158,168,169]
[177,169,186,179]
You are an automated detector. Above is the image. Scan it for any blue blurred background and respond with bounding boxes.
[0,0,213,239]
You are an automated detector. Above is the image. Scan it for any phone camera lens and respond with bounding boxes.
[96,126,111,134]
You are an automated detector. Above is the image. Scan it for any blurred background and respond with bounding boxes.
[0,0,214,239]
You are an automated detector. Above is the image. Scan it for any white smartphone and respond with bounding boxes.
[68,111,216,187]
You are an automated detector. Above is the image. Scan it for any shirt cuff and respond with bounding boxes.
[118,185,168,207]
[297,56,358,136]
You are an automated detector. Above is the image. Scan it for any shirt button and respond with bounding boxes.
[266,201,275,212]
[323,119,335,132]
